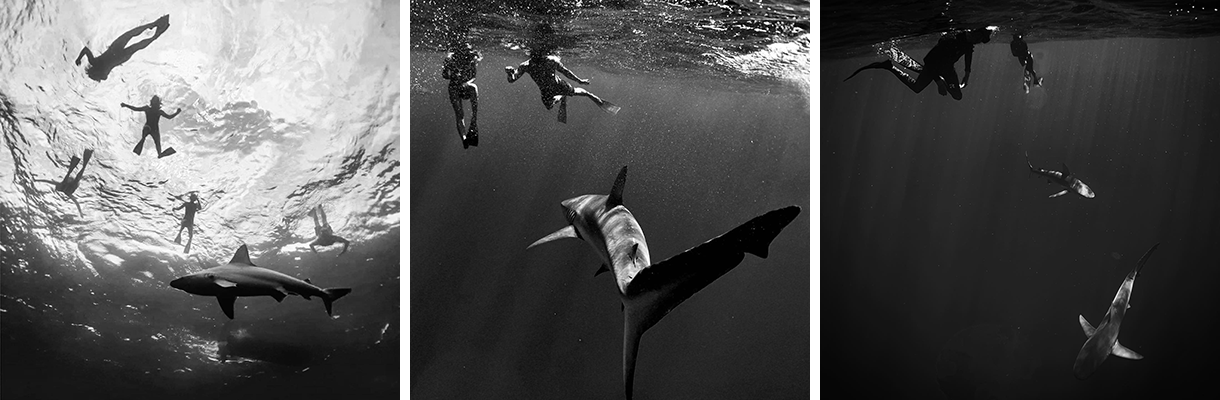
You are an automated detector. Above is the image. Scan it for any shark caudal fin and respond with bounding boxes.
[321,288,352,316]
[618,206,801,400]
[1132,242,1160,278]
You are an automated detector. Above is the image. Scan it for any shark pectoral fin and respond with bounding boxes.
[528,226,578,249]
[1079,315,1096,338]
[1112,341,1143,360]
[594,264,610,277]
[608,166,628,208]
[270,290,287,303]
[1049,189,1070,198]
[214,278,237,288]
[217,295,236,319]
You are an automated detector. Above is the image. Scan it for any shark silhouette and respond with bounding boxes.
[528,166,801,400]
[170,244,351,319]
[1073,242,1159,379]
[1026,152,1095,198]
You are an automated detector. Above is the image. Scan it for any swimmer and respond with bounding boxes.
[845,26,997,100]
[309,205,349,256]
[506,50,620,123]
[75,15,170,81]
[36,149,94,214]
[442,43,482,149]
[173,192,203,254]
[1010,33,1044,93]
[121,95,181,158]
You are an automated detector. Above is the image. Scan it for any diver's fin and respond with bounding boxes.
[159,147,176,158]
[80,149,93,168]
[600,100,621,115]
[1079,315,1096,338]
[1112,341,1143,360]
[595,264,610,277]
[843,60,890,82]
[217,295,236,319]
[67,156,81,171]
[133,137,145,155]
[528,226,579,249]
[1049,189,1070,198]
[608,166,628,208]
[558,97,568,124]
[229,244,255,266]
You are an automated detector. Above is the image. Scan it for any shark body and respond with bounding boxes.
[528,166,801,400]
[1026,152,1095,198]
[1073,242,1159,379]
[170,244,351,319]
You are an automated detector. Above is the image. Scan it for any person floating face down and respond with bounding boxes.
[1010,33,1043,93]
[121,95,182,158]
[75,14,170,81]
[173,192,203,254]
[52,149,94,215]
[505,50,621,123]
[310,205,349,256]
[443,43,482,149]
[844,26,997,100]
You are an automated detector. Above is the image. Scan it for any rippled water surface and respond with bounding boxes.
[1,1,400,399]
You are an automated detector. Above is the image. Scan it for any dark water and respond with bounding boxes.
[408,1,811,398]
[1,1,400,399]
[823,12,1220,400]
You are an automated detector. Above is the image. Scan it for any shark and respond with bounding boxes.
[169,244,352,319]
[1073,242,1160,379]
[1026,151,1095,198]
[527,165,801,400]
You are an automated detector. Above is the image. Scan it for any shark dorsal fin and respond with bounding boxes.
[229,245,255,266]
[607,165,628,208]
[1061,163,1071,177]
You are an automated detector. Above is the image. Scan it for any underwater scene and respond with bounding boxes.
[1,1,399,399]
[824,0,1219,398]
[410,0,810,399]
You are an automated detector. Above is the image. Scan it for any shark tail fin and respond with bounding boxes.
[321,288,352,316]
[622,305,645,400]
[1133,242,1160,278]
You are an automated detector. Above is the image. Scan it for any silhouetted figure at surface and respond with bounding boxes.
[173,192,203,254]
[122,95,181,158]
[75,15,170,81]
[309,205,349,255]
[443,43,482,149]
[40,149,94,214]
[505,50,620,123]
[1010,33,1043,93]
[844,26,997,101]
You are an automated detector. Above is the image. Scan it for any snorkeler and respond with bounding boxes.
[844,26,997,101]
[75,15,170,81]
[309,205,349,255]
[40,149,94,214]
[506,50,620,123]
[173,192,203,254]
[121,95,181,158]
[443,43,482,149]
[1010,33,1044,93]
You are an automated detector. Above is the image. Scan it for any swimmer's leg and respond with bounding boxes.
[448,85,467,145]
[184,225,194,254]
[571,88,620,115]
[318,206,329,228]
[558,96,567,123]
[75,149,92,182]
[174,225,185,244]
[64,155,81,181]
[133,126,150,155]
[882,64,935,95]
[466,83,479,147]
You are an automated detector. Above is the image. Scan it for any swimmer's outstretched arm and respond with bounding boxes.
[162,108,182,119]
[962,50,974,86]
[75,47,94,66]
[505,61,528,82]
[553,59,590,84]
[120,103,148,111]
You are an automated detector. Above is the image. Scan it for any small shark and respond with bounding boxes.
[1026,152,1095,198]
[170,244,351,319]
[1073,242,1160,379]
[528,166,801,400]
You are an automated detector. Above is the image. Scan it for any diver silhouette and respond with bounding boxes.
[121,95,181,158]
[75,15,170,81]
[173,192,203,254]
[845,26,996,101]
[506,49,620,123]
[309,205,349,256]
[443,43,482,149]
[1010,33,1043,93]
[37,149,94,214]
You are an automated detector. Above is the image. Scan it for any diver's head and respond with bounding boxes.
[189,192,198,201]
[150,95,161,107]
[971,26,998,43]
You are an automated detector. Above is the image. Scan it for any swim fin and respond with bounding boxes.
[844,60,890,82]
[558,97,568,124]
[159,148,176,158]
[133,137,145,155]
[67,156,81,171]
[599,100,621,115]
[81,149,93,167]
